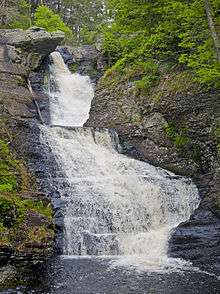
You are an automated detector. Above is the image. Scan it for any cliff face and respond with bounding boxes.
[0,27,64,289]
[86,70,220,273]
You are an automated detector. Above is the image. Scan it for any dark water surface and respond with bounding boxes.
[1,256,220,294]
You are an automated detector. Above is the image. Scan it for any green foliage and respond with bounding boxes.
[34,6,72,38]
[0,139,53,241]
[0,139,30,193]
[164,123,191,148]
[164,123,203,162]
[0,197,15,227]
[191,144,202,162]
[56,0,108,45]
[103,0,220,89]
[1,0,31,29]
[0,140,18,193]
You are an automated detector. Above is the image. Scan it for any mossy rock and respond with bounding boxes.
[0,135,54,264]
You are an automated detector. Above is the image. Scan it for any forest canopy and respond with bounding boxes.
[0,0,219,89]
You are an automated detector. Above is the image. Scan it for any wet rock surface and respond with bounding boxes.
[57,45,105,82]
[0,29,63,290]
[169,208,220,274]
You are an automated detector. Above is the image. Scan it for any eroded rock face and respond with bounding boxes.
[0,28,63,288]
[169,208,220,274]
[0,27,65,69]
[86,75,219,178]
[57,45,105,82]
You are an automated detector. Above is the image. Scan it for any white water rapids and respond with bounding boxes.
[41,51,200,271]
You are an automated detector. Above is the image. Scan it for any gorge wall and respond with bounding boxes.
[0,27,64,288]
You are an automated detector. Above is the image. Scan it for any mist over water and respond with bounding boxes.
[42,51,200,271]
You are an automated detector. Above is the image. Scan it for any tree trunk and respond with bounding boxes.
[204,0,220,62]
[0,0,7,26]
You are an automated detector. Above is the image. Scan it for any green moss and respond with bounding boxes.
[0,194,53,230]
[191,144,202,163]
[87,66,98,78]
[215,127,220,142]
[151,70,201,101]
[0,139,32,193]
[21,199,53,220]
[0,138,53,248]
[69,62,80,73]
[26,226,55,244]
[0,197,16,227]
[164,123,191,148]
[16,76,26,87]
[164,123,203,164]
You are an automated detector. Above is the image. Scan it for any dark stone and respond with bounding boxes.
[0,62,28,77]
[24,211,50,227]
[169,208,220,274]
[57,45,105,82]
[0,27,64,69]
[0,28,64,54]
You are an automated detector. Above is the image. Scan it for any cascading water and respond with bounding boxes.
[41,51,200,271]
[48,51,94,126]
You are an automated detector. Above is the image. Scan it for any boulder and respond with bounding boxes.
[0,27,64,53]
[0,27,65,69]
[169,208,220,274]
[57,45,99,62]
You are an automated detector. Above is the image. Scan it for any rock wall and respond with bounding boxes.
[86,70,220,273]
[57,45,105,82]
[0,27,64,70]
[0,27,64,289]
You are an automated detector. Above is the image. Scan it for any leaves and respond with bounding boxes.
[103,0,220,89]
[34,5,72,37]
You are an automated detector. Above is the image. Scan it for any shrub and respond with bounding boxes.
[34,6,72,38]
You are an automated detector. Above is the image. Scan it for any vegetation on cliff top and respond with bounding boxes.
[0,0,107,45]
[1,1,219,89]
[103,0,220,91]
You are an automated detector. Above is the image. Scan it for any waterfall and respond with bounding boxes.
[48,51,94,126]
[41,52,200,271]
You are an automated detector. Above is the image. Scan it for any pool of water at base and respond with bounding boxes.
[1,256,220,294]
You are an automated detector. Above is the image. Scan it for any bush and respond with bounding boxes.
[34,6,72,38]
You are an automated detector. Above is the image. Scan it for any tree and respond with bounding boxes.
[102,0,220,89]
[34,5,72,37]
[0,0,31,29]
[0,0,7,26]
[205,0,220,62]
[43,0,108,45]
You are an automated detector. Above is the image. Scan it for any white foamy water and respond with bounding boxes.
[41,52,200,271]
[48,51,94,126]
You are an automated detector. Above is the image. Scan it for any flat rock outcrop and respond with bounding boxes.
[0,27,64,69]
